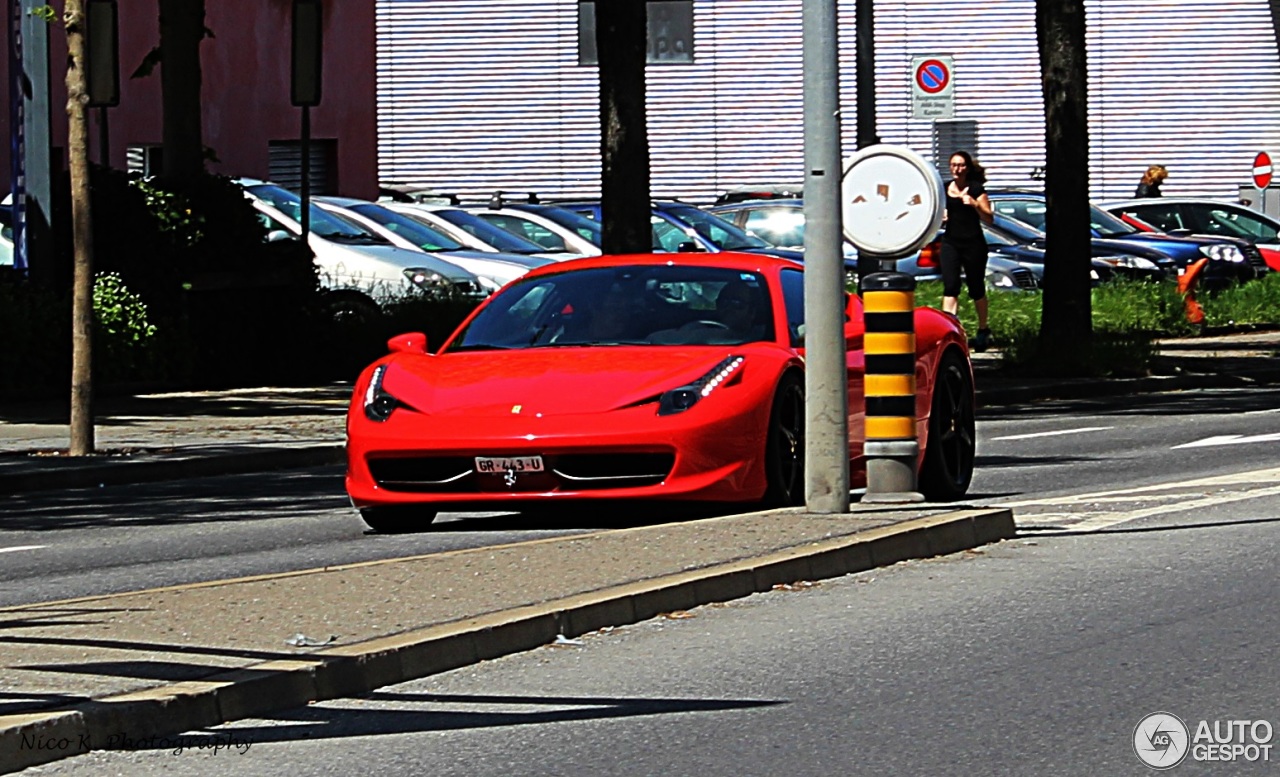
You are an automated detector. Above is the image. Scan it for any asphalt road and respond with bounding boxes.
[28,467,1280,774]
[2,386,1279,608]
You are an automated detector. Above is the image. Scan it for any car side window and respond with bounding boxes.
[1127,205,1184,233]
[1207,207,1276,240]
[651,217,687,252]
[780,268,805,347]
[479,214,567,251]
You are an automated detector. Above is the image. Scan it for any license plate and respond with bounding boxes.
[474,455,545,474]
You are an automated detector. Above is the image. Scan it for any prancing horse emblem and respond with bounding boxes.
[503,465,518,488]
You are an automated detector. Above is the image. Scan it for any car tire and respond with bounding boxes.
[763,371,805,507]
[325,291,382,326]
[359,505,438,534]
[919,348,976,501]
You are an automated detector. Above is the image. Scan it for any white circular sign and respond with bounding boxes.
[841,144,943,257]
[1133,712,1190,770]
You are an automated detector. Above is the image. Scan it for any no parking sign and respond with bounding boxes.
[911,55,954,120]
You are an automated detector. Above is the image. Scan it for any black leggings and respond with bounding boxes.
[940,239,988,301]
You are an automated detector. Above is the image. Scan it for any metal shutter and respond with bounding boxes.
[375,0,1280,202]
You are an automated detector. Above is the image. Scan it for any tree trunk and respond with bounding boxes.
[159,0,205,179]
[1036,0,1093,366]
[595,0,651,254]
[65,0,95,455]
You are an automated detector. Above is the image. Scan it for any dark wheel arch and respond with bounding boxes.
[359,505,439,534]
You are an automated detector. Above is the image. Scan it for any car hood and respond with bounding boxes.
[1089,238,1174,262]
[380,348,748,417]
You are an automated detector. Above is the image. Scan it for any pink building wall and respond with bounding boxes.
[5,0,377,198]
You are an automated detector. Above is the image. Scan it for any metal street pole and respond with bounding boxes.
[802,0,849,513]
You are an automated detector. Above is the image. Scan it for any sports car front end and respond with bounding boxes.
[346,345,790,511]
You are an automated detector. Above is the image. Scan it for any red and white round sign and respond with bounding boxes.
[914,59,951,95]
[1253,151,1272,189]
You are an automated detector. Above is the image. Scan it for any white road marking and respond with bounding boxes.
[990,426,1114,441]
[1173,432,1280,449]
[0,545,47,554]
[1004,466,1280,532]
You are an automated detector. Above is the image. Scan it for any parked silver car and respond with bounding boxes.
[238,180,484,320]
[316,197,554,290]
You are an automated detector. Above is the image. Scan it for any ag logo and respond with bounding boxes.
[1134,712,1190,769]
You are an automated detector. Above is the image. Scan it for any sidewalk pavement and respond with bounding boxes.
[0,330,1277,772]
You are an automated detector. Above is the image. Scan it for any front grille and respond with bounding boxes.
[1242,243,1267,271]
[1009,267,1039,289]
[367,452,675,494]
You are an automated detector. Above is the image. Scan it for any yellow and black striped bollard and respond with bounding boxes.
[861,271,924,502]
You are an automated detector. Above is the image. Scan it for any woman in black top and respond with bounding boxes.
[940,150,995,351]
[1134,165,1168,198]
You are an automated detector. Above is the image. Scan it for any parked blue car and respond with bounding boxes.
[988,192,1266,289]
[555,199,806,262]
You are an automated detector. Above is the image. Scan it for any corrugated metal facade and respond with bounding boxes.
[376,0,1280,203]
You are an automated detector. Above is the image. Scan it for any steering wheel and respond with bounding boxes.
[680,319,732,331]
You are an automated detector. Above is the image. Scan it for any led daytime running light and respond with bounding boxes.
[699,356,744,397]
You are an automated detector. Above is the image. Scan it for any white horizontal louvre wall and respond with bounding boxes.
[376,0,599,202]
[1086,0,1280,199]
[868,1,1045,191]
[667,1,806,199]
[375,0,1280,203]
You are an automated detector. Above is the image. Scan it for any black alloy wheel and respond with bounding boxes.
[919,349,976,501]
[763,372,805,507]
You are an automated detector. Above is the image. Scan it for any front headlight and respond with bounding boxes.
[988,272,1016,288]
[404,267,451,290]
[362,364,400,422]
[1106,255,1159,271]
[657,356,745,416]
[1201,244,1245,263]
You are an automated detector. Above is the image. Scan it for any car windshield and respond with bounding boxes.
[664,204,769,250]
[982,225,1020,247]
[247,184,373,241]
[430,208,551,253]
[448,265,775,350]
[993,215,1045,243]
[513,205,604,246]
[1089,205,1140,238]
[348,203,466,251]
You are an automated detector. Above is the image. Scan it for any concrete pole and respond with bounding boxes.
[802,0,849,513]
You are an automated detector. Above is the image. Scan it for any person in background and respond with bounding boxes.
[940,150,995,352]
[1134,165,1168,198]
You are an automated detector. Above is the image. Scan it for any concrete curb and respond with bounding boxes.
[0,444,346,496]
[0,508,1014,774]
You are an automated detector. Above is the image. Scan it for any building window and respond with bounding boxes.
[125,145,164,177]
[578,1,693,65]
[267,139,337,194]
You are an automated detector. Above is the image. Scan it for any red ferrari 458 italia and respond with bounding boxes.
[345,253,975,532]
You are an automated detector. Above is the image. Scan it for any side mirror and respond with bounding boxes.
[266,229,294,243]
[676,241,703,252]
[387,332,429,354]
